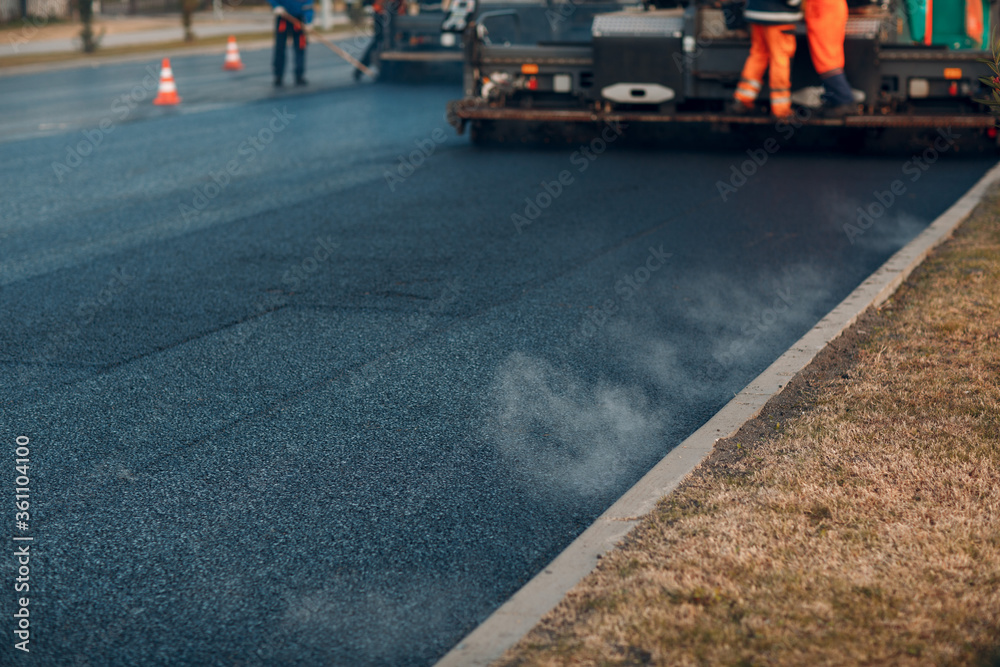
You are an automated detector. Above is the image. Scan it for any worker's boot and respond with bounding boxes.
[295,76,308,86]
[819,73,854,117]
[821,103,855,118]
[274,76,283,87]
[727,99,754,115]
[770,89,792,120]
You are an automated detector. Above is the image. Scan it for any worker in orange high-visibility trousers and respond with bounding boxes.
[270,0,314,87]
[804,0,855,116]
[731,0,802,119]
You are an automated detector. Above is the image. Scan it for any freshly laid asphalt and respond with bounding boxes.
[0,48,995,665]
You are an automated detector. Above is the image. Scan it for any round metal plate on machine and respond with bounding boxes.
[601,82,675,104]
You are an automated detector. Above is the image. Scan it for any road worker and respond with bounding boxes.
[730,0,802,118]
[354,0,406,81]
[804,0,856,116]
[270,0,314,86]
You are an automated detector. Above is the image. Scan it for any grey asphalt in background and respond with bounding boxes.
[0,36,371,137]
[1,50,995,665]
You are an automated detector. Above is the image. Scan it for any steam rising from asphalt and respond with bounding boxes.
[488,352,664,496]
[821,190,928,250]
[486,262,834,496]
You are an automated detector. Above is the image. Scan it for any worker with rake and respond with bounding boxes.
[270,0,314,86]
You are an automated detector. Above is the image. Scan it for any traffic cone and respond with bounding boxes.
[153,58,181,105]
[222,35,244,71]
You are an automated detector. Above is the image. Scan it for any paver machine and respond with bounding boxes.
[445,0,1000,148]
[373,0,470,80]
[376,0,547,80]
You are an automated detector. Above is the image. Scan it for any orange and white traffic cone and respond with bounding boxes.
[153,58,181,105]
[222,35,244,71]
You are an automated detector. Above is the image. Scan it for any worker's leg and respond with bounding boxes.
[763,24,796,118]
[734,24,769,109]
[804,0,853,106]
[293,24,307,82]
[273,17,288,83]
[360,12,385,68]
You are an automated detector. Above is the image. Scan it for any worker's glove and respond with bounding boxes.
[273,5,287,15]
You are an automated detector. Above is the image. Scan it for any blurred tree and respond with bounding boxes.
[78,0,99,52]
[979,36,1000,114]
[181,0,199,41]
[347,0,365,27]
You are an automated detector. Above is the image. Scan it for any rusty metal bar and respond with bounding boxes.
[379,51,464,62]
[449,101,997,129]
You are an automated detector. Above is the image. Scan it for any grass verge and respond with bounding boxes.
[499,186,1000,666]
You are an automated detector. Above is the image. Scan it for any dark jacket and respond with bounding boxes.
[372,0,405,14]
[742,0,802,25]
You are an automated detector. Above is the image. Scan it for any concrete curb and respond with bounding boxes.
[436,158,1000,667]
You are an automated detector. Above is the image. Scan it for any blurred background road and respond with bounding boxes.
[0,9,282,58]
[1,51,995,665]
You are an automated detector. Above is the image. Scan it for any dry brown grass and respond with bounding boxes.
[499,190,1000,667]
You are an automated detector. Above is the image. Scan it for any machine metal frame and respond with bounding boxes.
[446,0,999,146]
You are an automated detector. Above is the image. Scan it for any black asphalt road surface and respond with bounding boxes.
[1,49,995,665]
